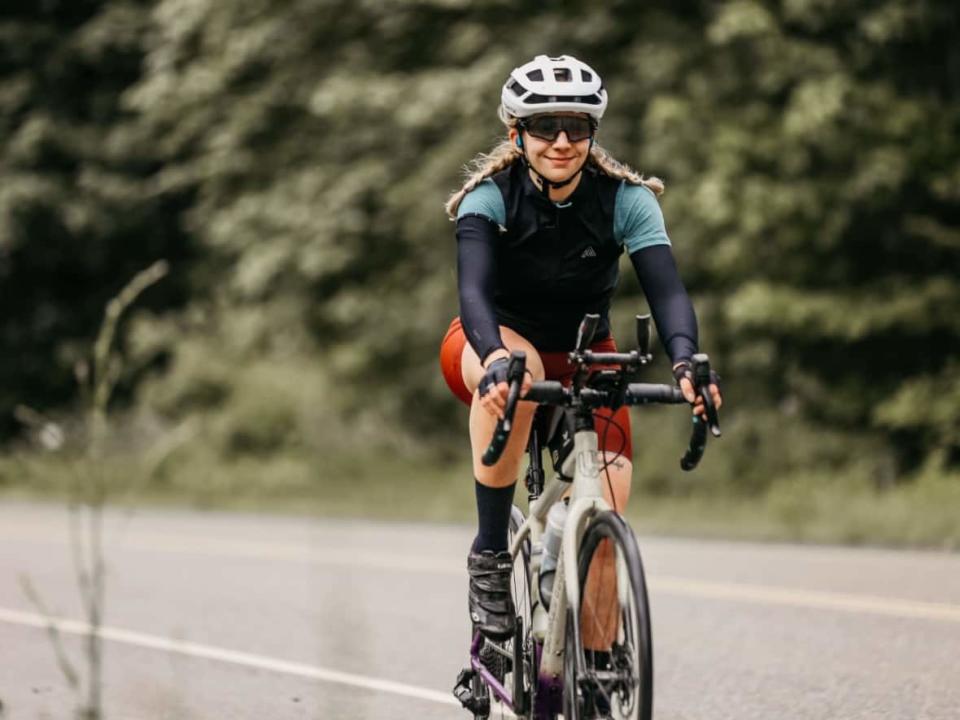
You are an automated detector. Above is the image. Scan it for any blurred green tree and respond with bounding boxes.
[636,0,960,476]
[3,0,958,482]
[0,0,194,436]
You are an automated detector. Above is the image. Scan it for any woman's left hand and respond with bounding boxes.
[674,361,723,420]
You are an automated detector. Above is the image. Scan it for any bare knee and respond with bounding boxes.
[474,400,540,484]
[600,455,632,512]
[465,326,546,485]
[472,392,541,487]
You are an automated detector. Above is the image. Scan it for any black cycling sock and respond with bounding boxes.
[472,480,516,553]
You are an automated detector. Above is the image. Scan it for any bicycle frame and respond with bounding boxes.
[461,316,719,718]
[469,417,614,718]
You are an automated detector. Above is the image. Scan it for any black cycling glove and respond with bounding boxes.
[478,358,510,398]
[673,360,721,392]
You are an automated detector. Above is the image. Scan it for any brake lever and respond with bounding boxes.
[679,354,721,471]
[481,351,527,467]
[692,353,721,438]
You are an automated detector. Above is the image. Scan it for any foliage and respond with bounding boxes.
[1,0,958,490]
[0,0,194,437]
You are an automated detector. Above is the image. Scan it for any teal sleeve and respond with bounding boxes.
[614,182,671,254]
[456,179,506,227]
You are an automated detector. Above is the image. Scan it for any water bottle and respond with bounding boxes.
[538,500,568,609]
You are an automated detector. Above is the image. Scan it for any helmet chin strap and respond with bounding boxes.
[517,137,588,199]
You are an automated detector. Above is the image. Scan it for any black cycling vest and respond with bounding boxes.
[488,162,623,351]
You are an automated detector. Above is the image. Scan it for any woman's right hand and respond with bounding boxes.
[478,351,532,419]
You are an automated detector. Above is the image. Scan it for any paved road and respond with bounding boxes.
[1,501,959,719]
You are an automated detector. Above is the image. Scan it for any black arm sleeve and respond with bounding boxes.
[629,244,698,364]
[456,214,505,363]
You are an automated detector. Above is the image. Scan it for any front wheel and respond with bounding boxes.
[563,511,653,720]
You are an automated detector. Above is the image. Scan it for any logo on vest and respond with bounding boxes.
[581,246,597,259]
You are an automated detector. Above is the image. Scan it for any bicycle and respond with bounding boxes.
[453,313,721,720]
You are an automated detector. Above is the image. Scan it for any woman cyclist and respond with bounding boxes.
[439,54,723,642]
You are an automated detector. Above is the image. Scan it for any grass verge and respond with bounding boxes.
[2,451,957,550]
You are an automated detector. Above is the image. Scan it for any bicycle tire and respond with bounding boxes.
[563,511,653,720]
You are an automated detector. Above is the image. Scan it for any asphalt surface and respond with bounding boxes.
[1,501,959,719]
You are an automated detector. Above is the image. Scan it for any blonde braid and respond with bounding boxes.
[444,140,522,219]
[588,143,664,196]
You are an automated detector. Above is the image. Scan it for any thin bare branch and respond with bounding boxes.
[92,260,169,397]
[28,259,171,720]
[19,574,80,691]
[68,506,93,614]
[90,260,169,461]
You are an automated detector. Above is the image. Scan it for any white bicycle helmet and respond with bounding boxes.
[501,54,607,120]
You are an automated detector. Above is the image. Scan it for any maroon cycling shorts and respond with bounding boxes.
[439,317,633,460]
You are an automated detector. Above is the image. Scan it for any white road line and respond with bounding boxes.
[0,607,459,708]
[650,576,960,623]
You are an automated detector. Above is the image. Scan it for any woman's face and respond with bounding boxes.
[510,112,593,184]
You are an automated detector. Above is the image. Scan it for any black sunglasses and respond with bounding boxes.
[520,115,596,143]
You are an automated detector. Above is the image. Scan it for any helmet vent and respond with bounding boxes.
[581,70,592,82]
[526,69,544,81]
[524,93,603,106]
[553,68,572,82]
[509,80,525,96]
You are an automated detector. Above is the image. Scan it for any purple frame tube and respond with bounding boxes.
[469,631,514,707]
[470,633,564,720]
